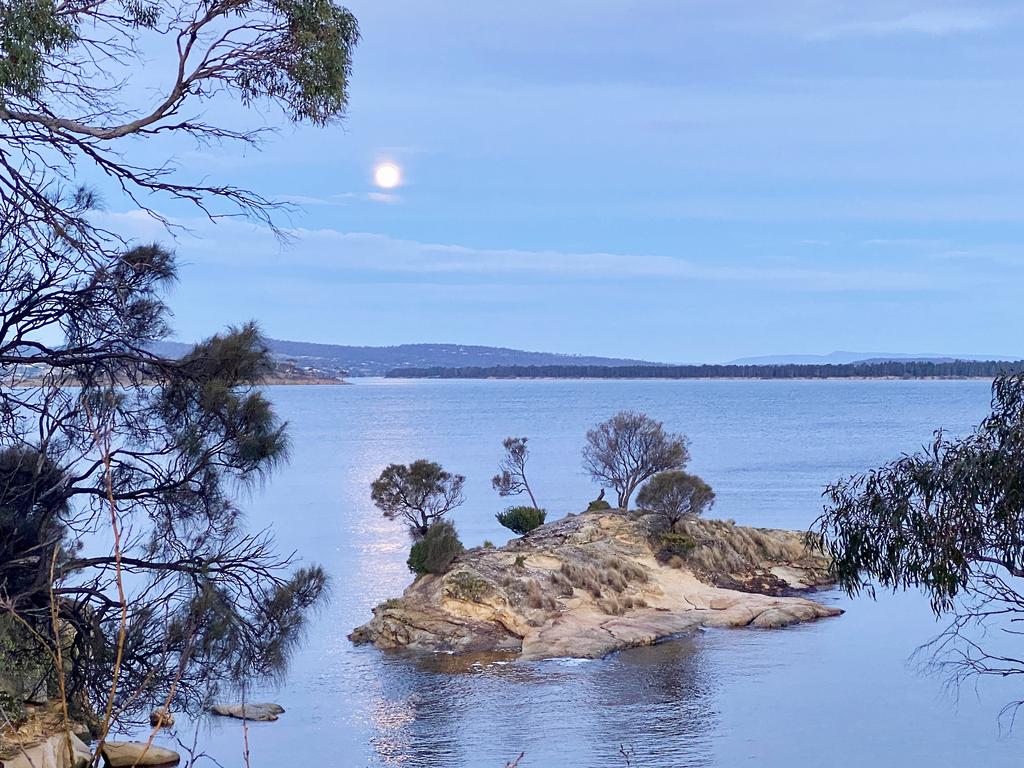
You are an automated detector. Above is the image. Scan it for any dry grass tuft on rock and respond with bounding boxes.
[525,579,557,611]
[676,519,818,578]
[596,594,648,615]
[559,562,603,598]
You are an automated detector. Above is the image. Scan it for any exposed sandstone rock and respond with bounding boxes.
[0,703,94,768]
[0,732,91,768]
[100,741,180,767]
[350,511,842,660]
[209,703,285,722]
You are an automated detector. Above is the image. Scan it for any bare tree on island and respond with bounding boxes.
[492,437,539,508]
[0,0,360,735]
[817,374,1024,716]
[582,412,690,510]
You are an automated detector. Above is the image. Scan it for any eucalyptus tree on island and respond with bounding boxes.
[582,412,690,510]
[371,460,466,539]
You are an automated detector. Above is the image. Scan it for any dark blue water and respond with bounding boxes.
[187,379,1020,767]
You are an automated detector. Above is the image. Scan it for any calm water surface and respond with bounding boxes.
[192,379,1021,767]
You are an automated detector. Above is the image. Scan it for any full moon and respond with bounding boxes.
[373,162,402,189]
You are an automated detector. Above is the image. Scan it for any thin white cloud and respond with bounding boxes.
[95,210,936,293]
[274,191,400,206]
[365,192,401,204]
[811,9,1004,40]
[863,238,947,248]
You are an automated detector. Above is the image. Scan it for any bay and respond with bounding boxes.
[193,379,1020,767]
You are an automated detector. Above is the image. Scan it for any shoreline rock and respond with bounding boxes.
[350,511,842,660]
[101,741,180,767]
[209,703,285,722]
[0,731,92,768]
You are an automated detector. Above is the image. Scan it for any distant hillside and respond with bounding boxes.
[149,339,662,377]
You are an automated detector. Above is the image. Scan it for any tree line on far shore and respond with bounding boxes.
[384,360,1024,380]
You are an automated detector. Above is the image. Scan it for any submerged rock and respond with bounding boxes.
[209,703,285,722]
[350,511,842,660]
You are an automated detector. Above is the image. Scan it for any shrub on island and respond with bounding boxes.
[408,520,464,576]
[586,499,612,511]
[656,532,696,564]
[496,506,547,535]
[636,471,715,527]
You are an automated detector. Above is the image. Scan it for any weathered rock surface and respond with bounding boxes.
[101,741,180,767]
[209,703,285,722]
[350,511,842,660]
[0,732,91,768]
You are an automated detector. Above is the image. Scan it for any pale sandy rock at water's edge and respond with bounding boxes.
[0,732,91,768]
[101,741,180,767]
[350,510,843,660]
[209,703,285,721]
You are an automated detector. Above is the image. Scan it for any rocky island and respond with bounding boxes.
[350,510,842,660]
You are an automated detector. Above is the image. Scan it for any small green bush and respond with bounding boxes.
[514,554,527,568]
[496,506,547,535]
[482,540,495,548]
[407,520,464,575]
[657,532,696,563]
[0,689,25,725]
[587,499,612,511]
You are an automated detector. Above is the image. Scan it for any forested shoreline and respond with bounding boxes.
[385,360,1024,380]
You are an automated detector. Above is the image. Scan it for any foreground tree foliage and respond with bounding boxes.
[582,412,690,510]
[0,0,359,733]
[371,460,466,539]
[0,0,359,234]
[818,374,1024,710]
[0,238,329,723]
[636,471,715,527]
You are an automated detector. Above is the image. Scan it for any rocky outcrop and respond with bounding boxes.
[0,732,91,768]
[100,741,180,767]
[209,703,285,722]
[0,701,94,768]
[350,511,842,660]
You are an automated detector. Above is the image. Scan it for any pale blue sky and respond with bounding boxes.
[106,1,1024,362]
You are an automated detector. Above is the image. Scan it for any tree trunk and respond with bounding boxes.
[525,482,538,509]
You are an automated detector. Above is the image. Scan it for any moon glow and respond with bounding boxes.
[373,162,402,189]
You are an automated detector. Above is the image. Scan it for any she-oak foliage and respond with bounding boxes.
[0,0,359,729]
